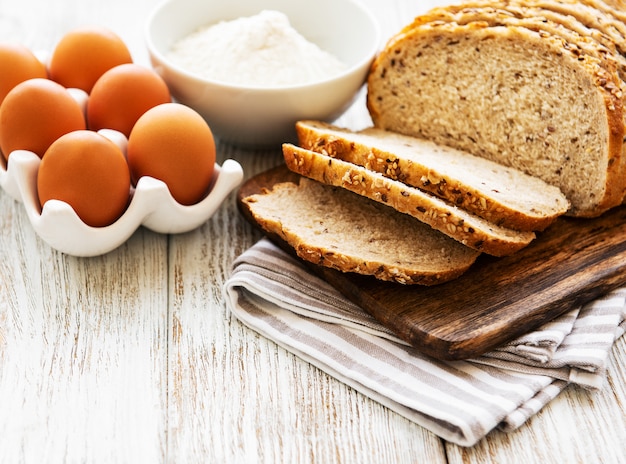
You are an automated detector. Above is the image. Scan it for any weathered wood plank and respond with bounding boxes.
[0,1,624,463]
[0,194,169,463]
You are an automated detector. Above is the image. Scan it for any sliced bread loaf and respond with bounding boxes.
[367,21,625,217]
[295,120,569,231]
[282,143,537,256]
[241,177,481,285]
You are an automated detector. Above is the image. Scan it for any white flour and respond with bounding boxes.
[167,10,347,87]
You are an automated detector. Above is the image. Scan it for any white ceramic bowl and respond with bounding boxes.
[145,0,381,147]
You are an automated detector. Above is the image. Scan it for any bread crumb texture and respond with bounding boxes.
[243,179,480,285]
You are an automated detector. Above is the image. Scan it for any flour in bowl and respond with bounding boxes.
[167,10,347,87]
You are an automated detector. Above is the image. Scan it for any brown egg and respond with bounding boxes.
[48,26,133,93]
[37,130,131,227]
[0,78,86,162]
[87,63,171,137]
[127,103,216,205]
[0,42,48,106]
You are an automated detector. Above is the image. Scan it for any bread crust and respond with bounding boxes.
[411,4,626,76]
[367,21,625,217]
[583,0,626,25]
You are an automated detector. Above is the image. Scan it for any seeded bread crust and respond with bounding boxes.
[597,0,626,12]
[367,22,625,217]
[585,0,626,25]
[430,0,626,58]
[514,0,626,53]
[242,178,481,285]
[412,5,626,79]
[295,120,569,231]
[283,143,536,256]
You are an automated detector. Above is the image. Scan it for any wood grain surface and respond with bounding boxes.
[0,0,625,463]
[238,165,626,359]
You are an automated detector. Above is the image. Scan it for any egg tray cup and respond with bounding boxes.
[0,128,244,257]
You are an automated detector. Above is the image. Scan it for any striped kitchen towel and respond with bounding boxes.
[223,238,626,447]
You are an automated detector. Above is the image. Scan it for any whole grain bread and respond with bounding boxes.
[410,4,626,81]
[367,21,625,217]
[404,3,626,209]
[430,1,626,58]
[295,120,569,231]
[283,143,536,256]
[241,177,481,285]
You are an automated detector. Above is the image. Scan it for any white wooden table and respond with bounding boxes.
[1,0,624,462]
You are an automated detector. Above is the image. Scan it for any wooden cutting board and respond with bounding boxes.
[237,165,626,360]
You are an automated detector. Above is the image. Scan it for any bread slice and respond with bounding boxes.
[283,143,536,256]
[295,120,569,231]
[367,21,625,217]
[241,177,481,285]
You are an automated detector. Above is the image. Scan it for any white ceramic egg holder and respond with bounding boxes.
[0,87,244,257]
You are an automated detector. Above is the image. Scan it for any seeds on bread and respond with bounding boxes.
[295,120,569,231]
[409,4,626,80]
[429,1,626,56]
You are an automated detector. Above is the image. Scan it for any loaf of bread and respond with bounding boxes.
[367,13,626,217]
[241,177,481,285]
[283,143,536,257]
[295,120,569,231]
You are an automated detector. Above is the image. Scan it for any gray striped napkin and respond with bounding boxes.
[223,238,626,447]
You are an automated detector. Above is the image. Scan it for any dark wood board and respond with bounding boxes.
[237,165,626,360]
